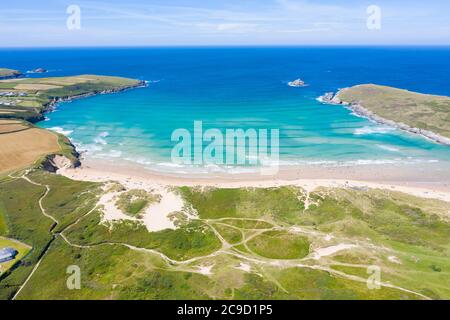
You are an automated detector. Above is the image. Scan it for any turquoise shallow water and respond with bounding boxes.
[1,47,449,173]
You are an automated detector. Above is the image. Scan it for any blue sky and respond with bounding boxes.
[1,0,449,46]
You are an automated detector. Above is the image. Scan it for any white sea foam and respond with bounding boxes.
[316,96,325,103]
[94,131,109,145]
[48,126,73,136]
[125,157,153,166]
[377,144,400,152]
[354,126,394,135]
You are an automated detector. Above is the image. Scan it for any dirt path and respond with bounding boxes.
[12,173,57,300]
[12,171,431,300]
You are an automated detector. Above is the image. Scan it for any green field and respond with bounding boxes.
[246,230,310,259]
[336,84,450,139]
[1,169,449,300]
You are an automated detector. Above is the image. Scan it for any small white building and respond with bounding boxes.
[0,247,18,263]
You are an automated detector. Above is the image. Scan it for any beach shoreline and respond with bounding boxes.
[57,157,450,202]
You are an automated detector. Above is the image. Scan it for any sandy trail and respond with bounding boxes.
[312,244,358,260]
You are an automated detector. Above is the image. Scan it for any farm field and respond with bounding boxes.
[0,120,61,174]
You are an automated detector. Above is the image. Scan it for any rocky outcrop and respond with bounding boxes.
[41,154,81,173]
[28,68,47,74]
[318,92,336,103]
[288,79,307,87]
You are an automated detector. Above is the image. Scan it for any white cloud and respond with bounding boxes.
[0,0,449,46]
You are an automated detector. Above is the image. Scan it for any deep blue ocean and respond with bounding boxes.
[1,47,449,173]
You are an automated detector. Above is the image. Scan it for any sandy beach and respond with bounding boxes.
[58,158,450,203]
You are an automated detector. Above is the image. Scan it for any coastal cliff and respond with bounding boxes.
[320,84,450,146]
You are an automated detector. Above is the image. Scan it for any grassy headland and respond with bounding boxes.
[0,68,22,79]
[326,84,450,145]
[0,74,145,122]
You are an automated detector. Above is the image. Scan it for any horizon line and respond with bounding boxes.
[1,44,450,50]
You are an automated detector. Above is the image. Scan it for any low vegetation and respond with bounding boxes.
[179,186,305,223]
[1,171,449,300]
[115,189,160,218]
[246,230,310,259]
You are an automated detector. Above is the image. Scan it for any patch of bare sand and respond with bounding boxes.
[97,181,194,232]
[312,244,358,260]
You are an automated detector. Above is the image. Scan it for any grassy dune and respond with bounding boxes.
[336,84,450,139]
[0,171,448,300]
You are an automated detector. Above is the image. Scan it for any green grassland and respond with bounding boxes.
[1,170,449,300]
[64,210,222,261]
[0,74,143,122]
[179,186,305,224]
[0,177,54,299]
[246,230,310,259]
[337,84,450,139]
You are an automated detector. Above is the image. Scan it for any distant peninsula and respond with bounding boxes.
[0,73,146,122]
[0,68,22,80]
[321,84,450,146]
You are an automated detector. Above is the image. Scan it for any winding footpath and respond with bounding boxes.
[9,172,431,300]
